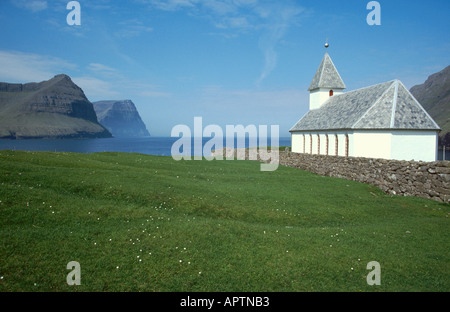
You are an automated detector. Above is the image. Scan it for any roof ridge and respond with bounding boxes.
[389,80,400,128]
[318,53,327,87]
[317,80,396,113]
[351,80,396,128]
[325,53,346,89]
[307,56,325,91]
[343,79,397,95]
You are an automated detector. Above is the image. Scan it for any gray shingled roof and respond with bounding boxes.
[308,52,346,91]
[290,80,440,132]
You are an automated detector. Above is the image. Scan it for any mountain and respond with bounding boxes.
[410,65,450,146]
[93,100,150,137]
[0,74,112,139]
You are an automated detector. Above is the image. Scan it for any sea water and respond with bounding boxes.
[0,137,292,157]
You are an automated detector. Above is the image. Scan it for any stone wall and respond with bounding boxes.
[212,148,450,203]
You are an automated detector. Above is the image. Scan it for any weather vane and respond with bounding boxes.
[325,37,329,49]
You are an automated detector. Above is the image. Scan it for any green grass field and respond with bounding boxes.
[0,150,448,292]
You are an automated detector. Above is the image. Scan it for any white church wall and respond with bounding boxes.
[309,89,344,110]
[336,133,347,157]
[292,130,437,162]
[309,90,322,110]
[319,134,327,155]
[348,132,355,157]
[390,130,438,162]
[291,133,303,153]
[311,133,319,155]
[292,131,351,156]
[305,134,311,154]
[328,134,335,156]
[352,131,392,159]
[309,132,327,155]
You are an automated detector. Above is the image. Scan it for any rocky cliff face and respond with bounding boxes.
[410,66,450,146]
[93,100,150,137]
[0,74,112,139]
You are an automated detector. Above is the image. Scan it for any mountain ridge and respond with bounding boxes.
[410,65,450,147]
[0,74,112,139]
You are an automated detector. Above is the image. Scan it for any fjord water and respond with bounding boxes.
[0,137,292,157]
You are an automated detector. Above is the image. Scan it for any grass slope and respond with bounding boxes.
[0,151,448,292]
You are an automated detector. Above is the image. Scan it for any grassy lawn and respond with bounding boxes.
[0,150,448,292]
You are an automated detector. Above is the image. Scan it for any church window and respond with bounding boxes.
[329,90,334,97]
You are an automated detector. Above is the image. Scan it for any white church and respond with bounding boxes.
[290,47,440,162]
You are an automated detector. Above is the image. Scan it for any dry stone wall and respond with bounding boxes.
[212,148,450,203]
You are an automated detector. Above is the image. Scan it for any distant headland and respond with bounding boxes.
[0,74,150,139]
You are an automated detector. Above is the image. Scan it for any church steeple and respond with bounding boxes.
[308,45,346,110]
[308,52,346,92]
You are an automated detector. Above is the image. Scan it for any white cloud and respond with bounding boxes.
[256,4,304,85]
[87,63,123,80]
[214,16,253,30]
[0,49,169,103]
[140,90,172,98]
[72,76,121,100]
[88,63,117,74]
[122,81,172,98]
[145,0,304,84]
[0,50,77,83]
[174,85,308,134]
[198,85,307,110]
[12,0,48,13]
[146,0,197,11]
[115,19,153,39]
[0,50,120,102]
[200,0,237,15]
[83,0,113,10]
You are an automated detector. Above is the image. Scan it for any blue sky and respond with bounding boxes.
[0,0,449,136]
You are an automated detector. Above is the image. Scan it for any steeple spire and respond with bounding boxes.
[308,52,346,91]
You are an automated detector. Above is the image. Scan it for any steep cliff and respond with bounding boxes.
[0,74,112,139]
[410,66,450,146]
[93,100,150,137]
